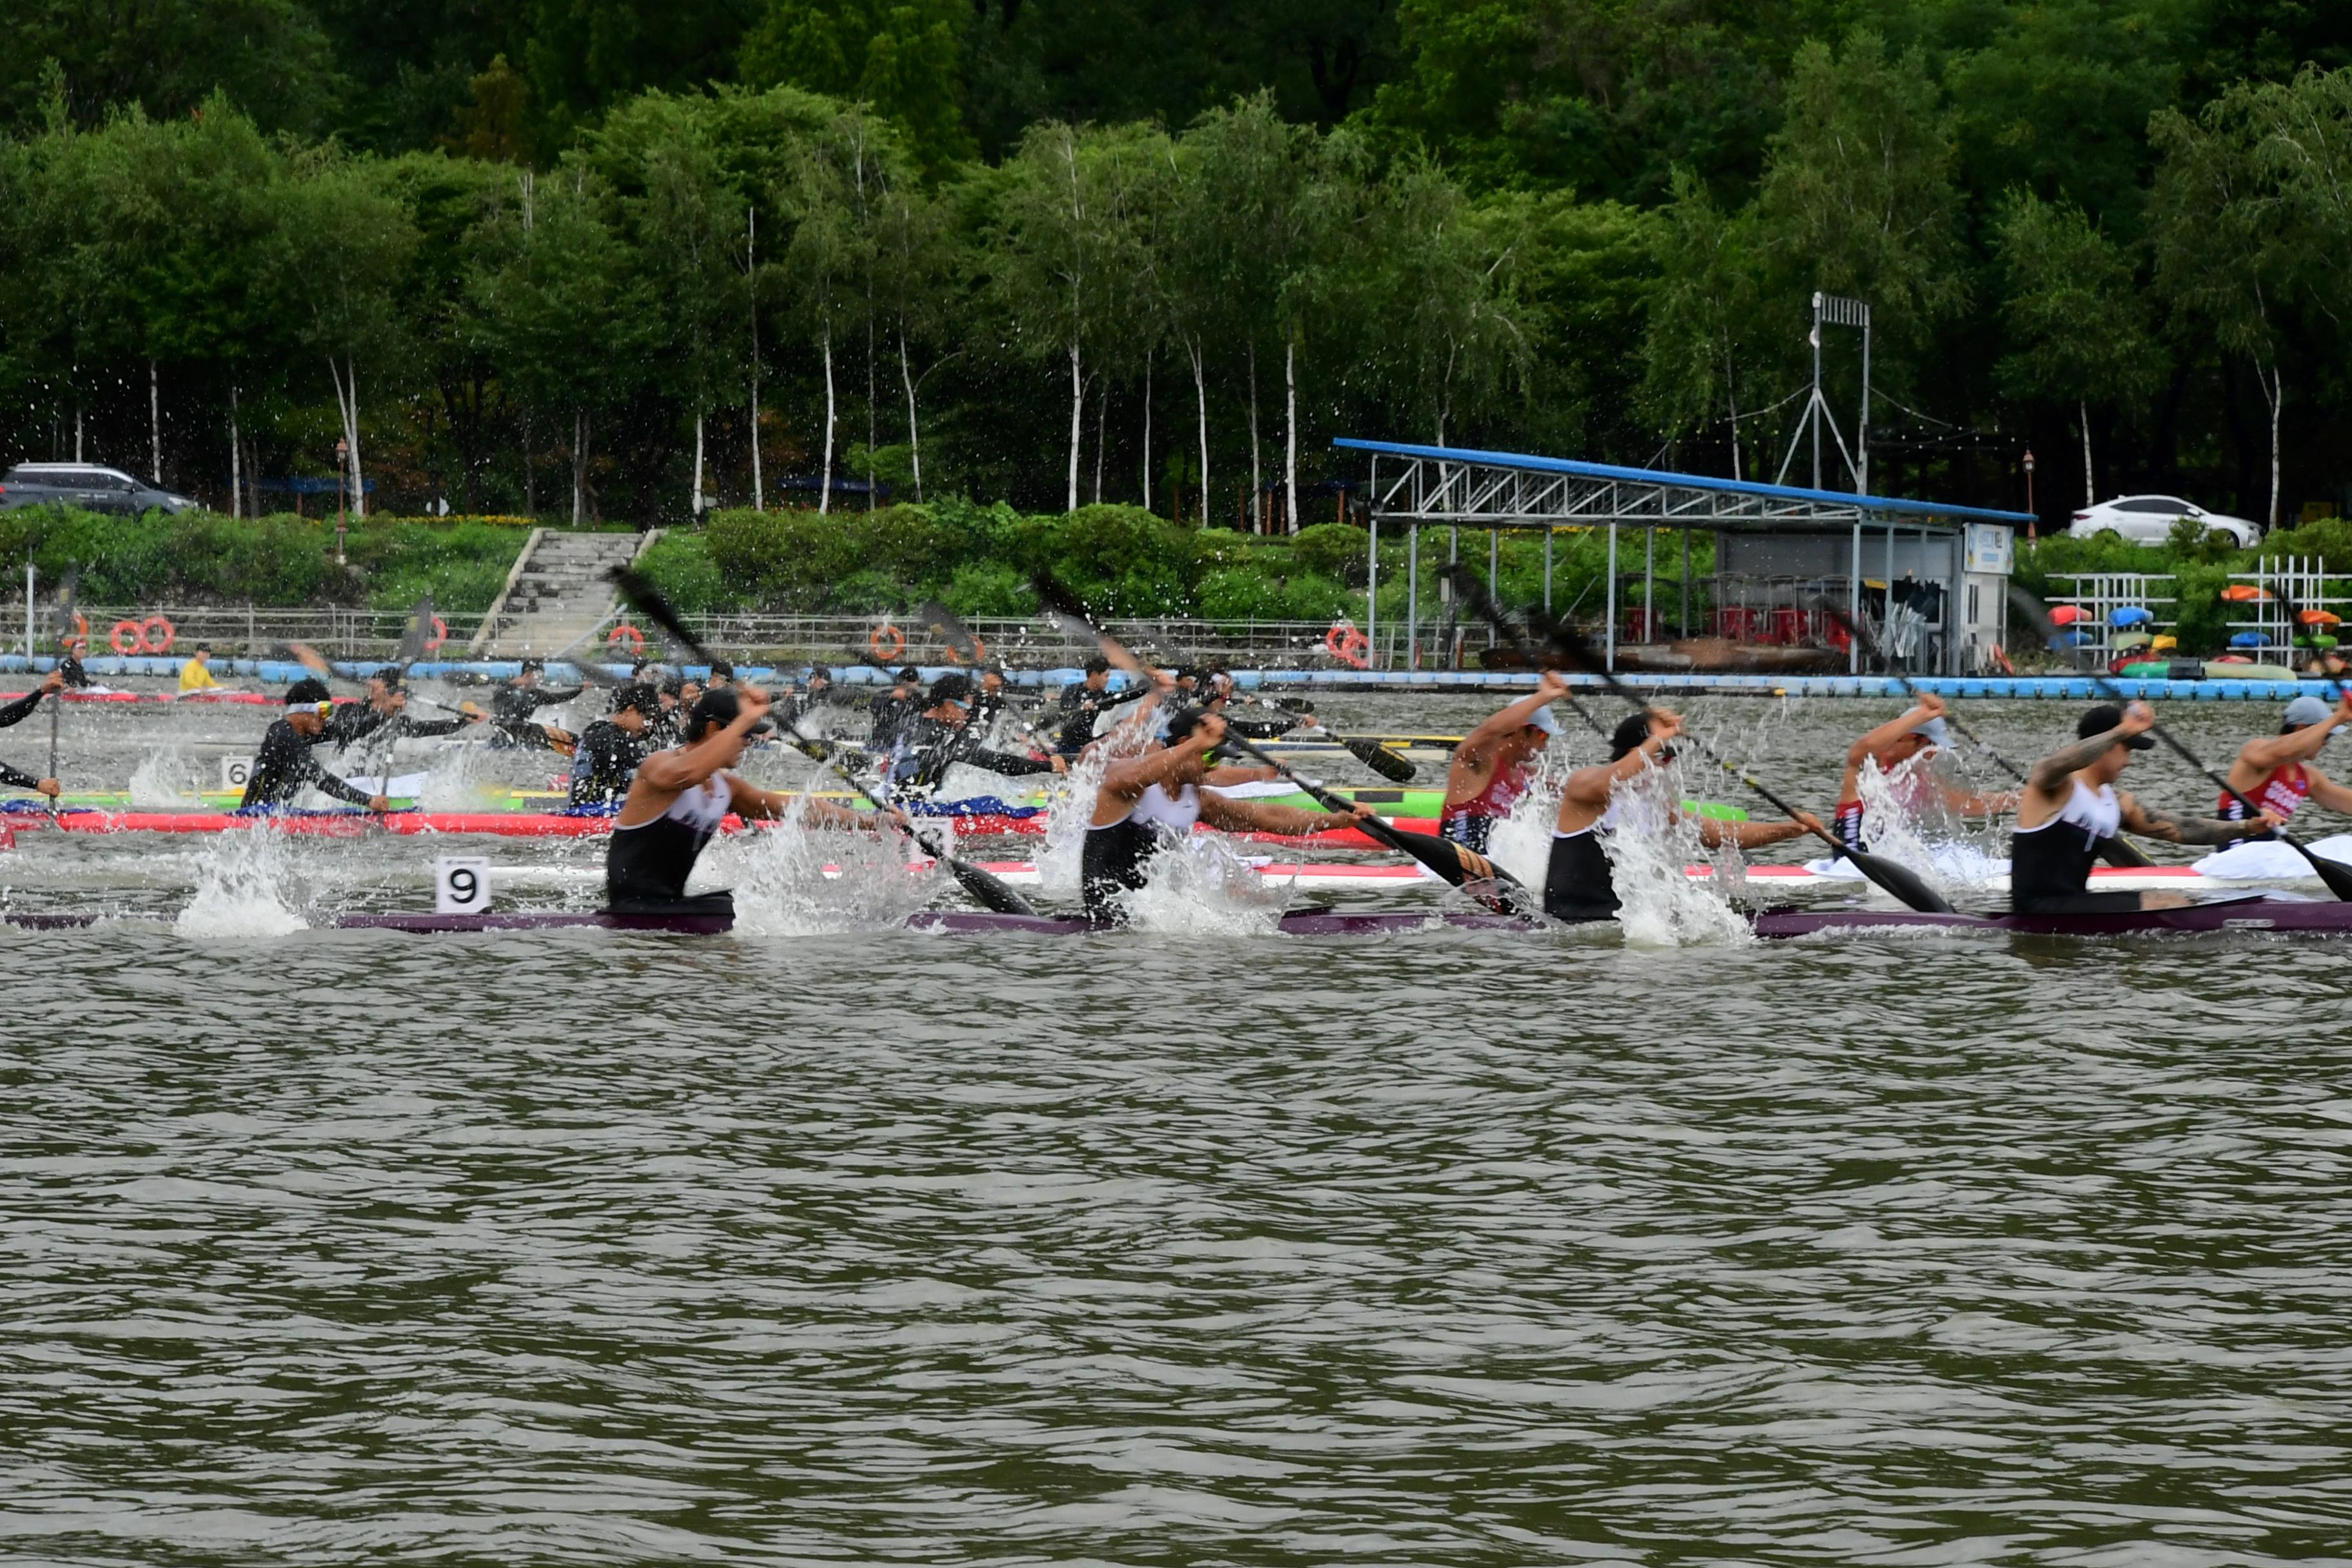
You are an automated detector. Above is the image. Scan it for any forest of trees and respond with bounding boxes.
[3,0,2351,534]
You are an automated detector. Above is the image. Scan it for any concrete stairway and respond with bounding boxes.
[472,529,654,658]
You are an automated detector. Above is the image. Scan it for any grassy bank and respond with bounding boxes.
[0,507,532,611]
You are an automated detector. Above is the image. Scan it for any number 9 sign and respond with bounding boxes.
[435,856,492,914]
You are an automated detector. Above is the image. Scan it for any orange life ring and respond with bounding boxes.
[1323,621,1370,671]
[607,623,645,655]
[1992,643,2017,676]
[869,622,906,662]
[425,616,447,653]
[142,614,175,654]
[110,619,148,656]
[943,632,987,665]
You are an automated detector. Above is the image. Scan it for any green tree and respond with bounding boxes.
[464,165,652,520]
[1756,32,1966,353]
[262,148,418,518]
[1641,169,1769,475]
[1990,190,2162,506]
[738,0,975,173]
[1,0,338,135]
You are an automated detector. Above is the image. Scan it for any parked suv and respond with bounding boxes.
[2068,494,2259,549]
[0,463,197,515]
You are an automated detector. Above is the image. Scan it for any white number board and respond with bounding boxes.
[221,756,253,792]
[435,856,493,914]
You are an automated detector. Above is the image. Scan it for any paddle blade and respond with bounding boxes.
[48,567,81,650]
[393,595,436,665]
[1845,847,1955,914]
[608,567,715,665]
[918,599,986,665]
[1343,736,1418,783]
[2288,834,2352,901]
[943,856,1037,917]
[279,641,335,682]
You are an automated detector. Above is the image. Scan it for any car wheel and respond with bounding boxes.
[2210,528,2244,551]
[2095,528,2124,543]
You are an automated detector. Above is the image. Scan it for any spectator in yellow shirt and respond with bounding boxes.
[179,644,224,694]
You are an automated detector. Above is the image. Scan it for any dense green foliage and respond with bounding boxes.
[5,0,2352,554]
[0,507,524,609]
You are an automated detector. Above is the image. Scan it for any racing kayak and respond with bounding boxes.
[0,908,1537,937]
[1752,896,2352,939]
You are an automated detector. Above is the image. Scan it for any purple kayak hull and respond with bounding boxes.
[1752,897,2352,939]
[1,908,1536,937]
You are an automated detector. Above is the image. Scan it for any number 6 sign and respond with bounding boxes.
[435,856,492,914]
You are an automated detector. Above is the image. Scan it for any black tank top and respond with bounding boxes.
[1544,825,1620,921]
[2010,781,2120,914]
[1080,783,1203,922]
[607,776,730,906]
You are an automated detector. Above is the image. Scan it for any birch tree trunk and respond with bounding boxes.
[820,326,836,516]
[1725,346,1742,482]
[2262,362,2282,528]
[2080,398,2093,505]
[229,384,240,518]
[1066,338,1083,513]
[900,329,923,504]
[571,409,588,524]
[1141,351,1152,513]
[1284,335,1298,533]
[692,409,705,516]
[1093,378,1106,504]
[1188,338,1208,527]
[1247,340,1260,531]
[148,360,161,482]
[748,206,763,511]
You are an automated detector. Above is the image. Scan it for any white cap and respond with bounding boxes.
[1527,704,1562,736]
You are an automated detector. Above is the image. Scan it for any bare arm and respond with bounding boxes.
[2117,792,2273,845]
[1458,676,1569,763]
[2302,764,2352,816]
[1197,790,1365,836]
[1847,700,1942,770]
[1203,764,1280,786]
[1701,817,1818,850]
[723,775,872,829]
[2028,729,2129,794]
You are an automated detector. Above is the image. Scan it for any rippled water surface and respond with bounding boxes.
[5,689,2352,1563]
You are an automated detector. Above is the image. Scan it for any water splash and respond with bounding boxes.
[723,807,939,936]
[1113,831,1289,936]
[177,826,308,939]
[1602,763,1751,948]
[127,750,195,808]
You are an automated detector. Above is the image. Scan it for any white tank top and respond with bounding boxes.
[616,773,732,836]
[1121,781,1203,833]
[1553,798,1624,842]
[2017,778,2121,840]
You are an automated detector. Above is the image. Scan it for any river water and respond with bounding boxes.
[3,687,2349,1563]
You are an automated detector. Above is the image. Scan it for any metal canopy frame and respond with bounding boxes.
[1335,438,2033,676]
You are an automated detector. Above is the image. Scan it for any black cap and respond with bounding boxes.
[613,681,659,717]
[1609,711,1652,760]
[810,663,832,681]
[896,665,921,683]
[930,673,974,705]
[374,665,405,689]
[1083,656,1110,674]
[286,677,331,706]
[658,674,684,698]
[709,659,734,680]
[685,688,741,741]
[2079,703,2155,750]
[520,657,544,674]
[1164,705,1215,743]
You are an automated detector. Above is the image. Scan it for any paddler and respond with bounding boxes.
[606,685,889,915]
[177,644,226,694]
[329,667,483,749]
[0,667,66,799]
[1081,707,1373,924]
[1442,673,1569,854]
[2217,693,2352,836]
[1545,709,1820,921]
[869,665,923,751]
[567,681,660,810]
[889,673,1068,794]
[488,658,582,751]
[1055,657,1120,756]
[1833,694,2015,853]
[2013,702,2275,913]
[239,680,391,812]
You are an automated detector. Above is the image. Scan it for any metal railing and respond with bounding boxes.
[7,603,1370,667]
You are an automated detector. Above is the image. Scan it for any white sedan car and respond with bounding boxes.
[2067,495,2260,548]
